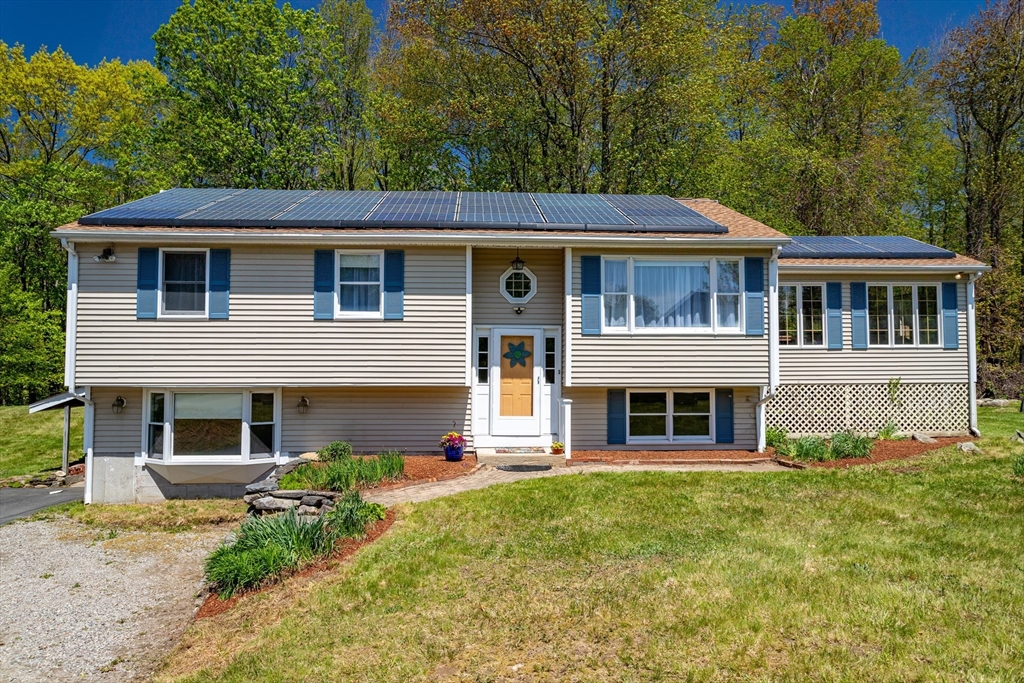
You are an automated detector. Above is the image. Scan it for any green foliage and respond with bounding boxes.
[318,440,354,462]
[280,451,405,492]
[0,405,83,478]
[830,431,874,459]
[765,426,789,449]
[877,421,900,441]
[793,436,830,462]
[204,493,385,598]
[1012,451,1024,479]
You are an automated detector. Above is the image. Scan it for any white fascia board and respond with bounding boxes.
[51,228,791,250]
[779,263,991,275]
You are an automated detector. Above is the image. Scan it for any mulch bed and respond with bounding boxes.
[807,437,961,469]
[195,508,396,621]
[570,449,769,464]
[360,455,479,492]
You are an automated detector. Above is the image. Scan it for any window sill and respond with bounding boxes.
[626,438,715,445]
[596,329,749,337]
[157,313,210,320]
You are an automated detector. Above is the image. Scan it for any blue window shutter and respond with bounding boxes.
[313,250,335,320]
[581,256,601,335]
[136,248,158,319]
[850,282,867,349]
[607,389,626,444]
[209,249,230,320]
[383,250,404,320]
[744,257,764,335]
[942,282,959,349]
[826,282,843,349]
[715,389,734,444]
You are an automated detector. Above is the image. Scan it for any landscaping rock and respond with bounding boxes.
[252,496,296,511]
[957,441,982,453]
[245,479,279,493]
[242,492,266,504]
[299,495,324,507]
[977,398,1015,407]
[299,451,319,461]
[67,463,85,476]
[297,505,320,516]
[1011,430,1024,444]
[268,489,308,499]
[274,460,303,477]
[912,433,938,443]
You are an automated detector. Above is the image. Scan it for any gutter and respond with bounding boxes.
[778,263,992,274]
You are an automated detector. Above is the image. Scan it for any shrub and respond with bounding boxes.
[830,431,874,459]
[1012,451,1024,479]
[204,492,387,598]
[877,421,900,440]
[318,440,353,462]
[765,426,788,449]
[793,436,830,462]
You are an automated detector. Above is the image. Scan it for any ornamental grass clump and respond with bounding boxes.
[829,431,874,459]
[204,492,386,599]
[279,450,405,492]
[1012,451,1024,479]
[793,436,830,462]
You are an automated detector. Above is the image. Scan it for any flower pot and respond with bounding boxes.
[551,448,564,455]
[444,445,464,461]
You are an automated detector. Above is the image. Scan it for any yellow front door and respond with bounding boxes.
[499,335,534,417]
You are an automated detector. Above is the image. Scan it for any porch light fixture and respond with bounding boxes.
[955,273,962,279]
[510,249,525,271]
[297,396,310,414]
[111,396,126,414]
[94,246,116,262]
[513,306,525,315]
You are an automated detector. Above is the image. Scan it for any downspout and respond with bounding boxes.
[967,273,981,437]
[61,240,96,502]
[756,247,782,451]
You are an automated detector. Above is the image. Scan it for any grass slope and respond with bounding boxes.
[162,407,1024,683]
[0,405,83,478]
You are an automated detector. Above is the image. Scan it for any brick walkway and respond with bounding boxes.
[363,461,786,506]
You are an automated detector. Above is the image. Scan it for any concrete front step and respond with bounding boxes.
[475,449,568,468]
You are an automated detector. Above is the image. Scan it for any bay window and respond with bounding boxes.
[627,389,714,442]
[777,285,824,347]
[143,389,280,461]
[601,257,743,333]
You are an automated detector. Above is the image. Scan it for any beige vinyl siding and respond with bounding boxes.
[92,386,143,453]
[778,275,969,383]
[564,386,758,450]
[570,250,771,386]
[75,245,468,386]
[472,247,563,327]
[281,387,471,454]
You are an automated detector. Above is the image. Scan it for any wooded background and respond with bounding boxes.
[1,0,1021,404]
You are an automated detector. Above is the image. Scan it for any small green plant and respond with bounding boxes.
[766,426,788,449]
[280,451,405,492]
[877,421,900,440]
[793,436,830,462]
[830,431,874,459]
[887,377,902,407]
[325,490,387,537]
[318,440,353,462]
[1012,451,1024,479]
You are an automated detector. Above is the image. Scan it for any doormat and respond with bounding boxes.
[494,447,547,454]
[497,464,552,472]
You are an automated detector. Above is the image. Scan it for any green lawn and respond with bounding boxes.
[160,406,1024,683]
[0,405,84,479]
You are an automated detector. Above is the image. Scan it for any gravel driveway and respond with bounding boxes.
[0,518,225,682]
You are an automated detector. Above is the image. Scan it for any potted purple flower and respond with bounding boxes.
[439,431,466,461]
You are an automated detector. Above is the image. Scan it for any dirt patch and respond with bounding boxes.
[809,437,960,469]
[570,449,767,463]
[195,509,396,620]
[361,454,478,491]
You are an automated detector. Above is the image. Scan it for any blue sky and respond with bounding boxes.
[0,0,987,67]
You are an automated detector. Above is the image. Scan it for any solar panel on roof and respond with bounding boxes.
[183,189,317,224]
[367,191,458,223]
[458,192,543,224]
[274,191,384,225]
[533,193,630,225]
[781,236,954,259]
[602,194,721,228]
[81,188,241,224]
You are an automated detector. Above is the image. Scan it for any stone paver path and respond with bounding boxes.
[364,461,785,506]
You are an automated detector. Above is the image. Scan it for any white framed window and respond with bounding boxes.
[336,250,383,319]
[141,388,281,462]
[626,389,714,443]
[778,284,825,347]
[159,248,209,318]
[600,257,744,334]
[499,266,537,305]
[869,283,942,348]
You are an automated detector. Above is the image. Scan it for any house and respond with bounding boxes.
[50,190,989,504]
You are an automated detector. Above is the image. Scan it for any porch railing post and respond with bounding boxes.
[560,398,573,461]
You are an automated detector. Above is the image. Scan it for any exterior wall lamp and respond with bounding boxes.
[111,396,126,414]
[297,396,310,414]
[510,248,525,271]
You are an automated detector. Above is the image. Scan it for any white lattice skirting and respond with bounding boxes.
[765,383,970,436]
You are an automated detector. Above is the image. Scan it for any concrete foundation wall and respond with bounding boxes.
[135,466,248,503]
[91,453,136,504]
